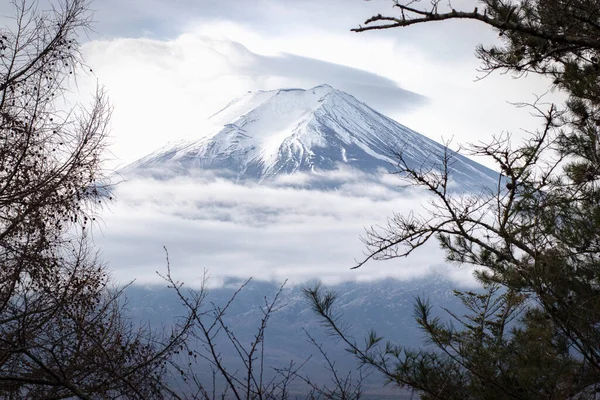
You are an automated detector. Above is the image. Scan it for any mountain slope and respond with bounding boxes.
[125,84,499,189]
[125,276,465,397]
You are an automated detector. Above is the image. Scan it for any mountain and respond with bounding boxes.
[123,84,499,189]
[125,276,467,397]
[112,84,489,396]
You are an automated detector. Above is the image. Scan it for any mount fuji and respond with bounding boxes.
[112,85,491,396]
[124,84,499,189]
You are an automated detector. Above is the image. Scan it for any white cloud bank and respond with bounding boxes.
[92,172,480,289]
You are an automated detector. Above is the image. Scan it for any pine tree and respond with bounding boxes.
[308,0,600,398]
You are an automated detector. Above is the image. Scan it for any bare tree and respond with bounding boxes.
[0,1,197,397]
[160,258,366,400]
[162,263,302,400]
[290,329,366,400]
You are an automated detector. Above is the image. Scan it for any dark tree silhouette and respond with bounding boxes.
[161,262,366,400]
[0,1,196,398]
[307,0,600,398]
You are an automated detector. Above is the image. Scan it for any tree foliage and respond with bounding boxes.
[0,1,196,398]
[308,0,600,398]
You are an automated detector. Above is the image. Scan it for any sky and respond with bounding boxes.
[0,0,567,288]
[73,0,564,170]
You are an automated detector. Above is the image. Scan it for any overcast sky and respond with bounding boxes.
[69,0,564,169]
[2,0,566,287]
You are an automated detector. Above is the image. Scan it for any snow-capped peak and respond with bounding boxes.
[124,84,499,189]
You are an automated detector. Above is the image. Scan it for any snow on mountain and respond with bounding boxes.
[124,84,499,189]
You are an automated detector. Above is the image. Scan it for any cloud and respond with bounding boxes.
[248,52,425,111]
[93,171,479,289]
[88,0,495,60]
